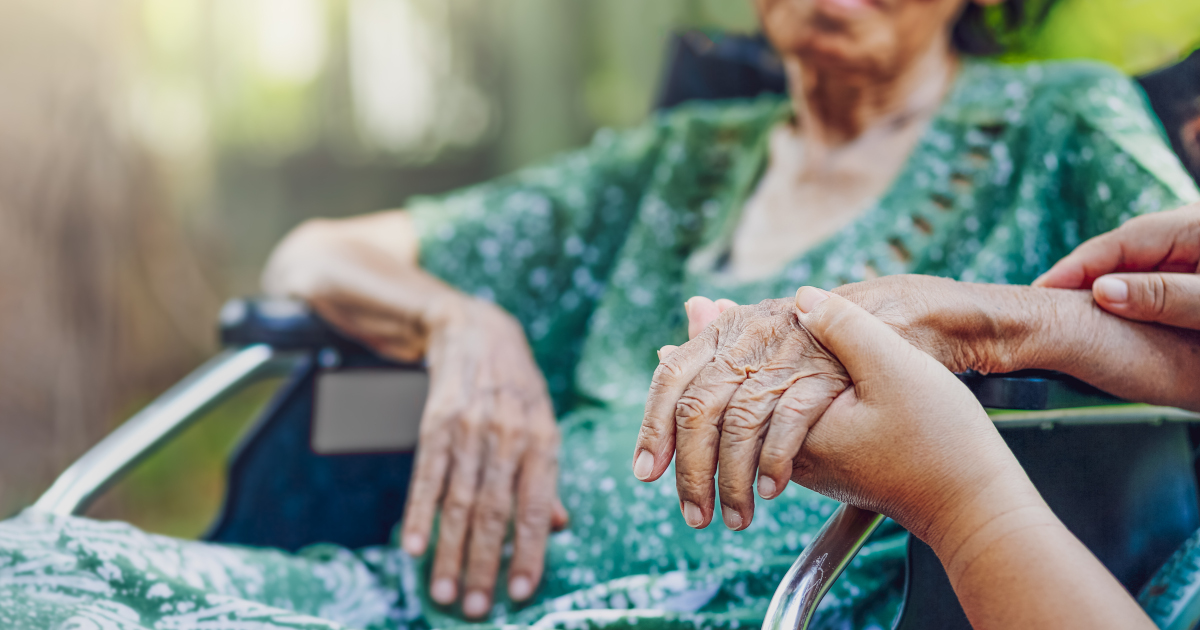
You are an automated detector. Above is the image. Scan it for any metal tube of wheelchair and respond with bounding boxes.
[31,344,298,517]
[761,505,886,630]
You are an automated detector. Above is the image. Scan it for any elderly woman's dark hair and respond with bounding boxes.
[953,0,1060,56]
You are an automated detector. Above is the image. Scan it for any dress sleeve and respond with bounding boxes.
[406,120,667,406]
[1059,65,1200,241]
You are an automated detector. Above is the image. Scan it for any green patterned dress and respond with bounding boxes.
[1,59,1196,630]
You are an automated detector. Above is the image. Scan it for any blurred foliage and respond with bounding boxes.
[1007,0,1200,73]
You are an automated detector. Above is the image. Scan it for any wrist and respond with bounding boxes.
[834,277,1055,374]
[920,465,1059,586]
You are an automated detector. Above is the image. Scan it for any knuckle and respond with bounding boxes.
[442,492,475,517]
[637,421,667,444]
[721,406,768,437]
[675,394,715,429]
[676,466,716,489]
[773,396,811,421]
[653,356,688,382]
[518,502,554,529]
[1143,275,1170,316]
[760,439,801,465]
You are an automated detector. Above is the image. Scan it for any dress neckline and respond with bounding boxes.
[684,58,993,291]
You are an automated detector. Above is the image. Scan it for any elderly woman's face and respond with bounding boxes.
[755,0,984,76]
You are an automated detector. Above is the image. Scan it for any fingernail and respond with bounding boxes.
[683,501,703,527]
[1094,276,1128,304]
[633,450,655,480]
[758,475,776,498]
[684,300,692,316]
[463,590,490,617]
[431,578,457,604]
[403,533,425,555]
[796,287,829,314]
[657,348,663,361]
[509,575,533,600]
[722,505,743,530]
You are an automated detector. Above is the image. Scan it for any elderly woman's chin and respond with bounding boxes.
[758,0,970,75]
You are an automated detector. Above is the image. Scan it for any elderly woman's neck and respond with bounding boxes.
[785,37,958,149]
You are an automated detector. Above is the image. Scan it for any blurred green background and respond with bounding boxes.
[0,0,1196,539]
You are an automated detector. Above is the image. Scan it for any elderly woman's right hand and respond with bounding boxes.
[264,214,564,618]
[634,275,1022,532]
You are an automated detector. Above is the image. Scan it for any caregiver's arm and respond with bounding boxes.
[835,275,1200,411]
[264,211,565,616]
[784,288,1155,630]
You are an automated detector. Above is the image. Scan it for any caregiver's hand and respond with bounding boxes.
[265,213,565,617]
[789,288,1154,630]
[1035,202,1200,329]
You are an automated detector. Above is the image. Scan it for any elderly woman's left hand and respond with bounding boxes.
[633,275,1023,531]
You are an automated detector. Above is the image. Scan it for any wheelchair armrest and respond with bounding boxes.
[219,297,349,351]
[762,505,885,630]
[32,345,299,517]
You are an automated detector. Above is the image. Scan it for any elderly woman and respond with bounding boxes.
[0,0,1196,629]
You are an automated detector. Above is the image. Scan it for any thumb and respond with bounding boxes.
[1093,272,1200,330]
[795,286,935,387]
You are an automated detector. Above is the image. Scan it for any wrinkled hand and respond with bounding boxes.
[633,275,1018,531]
[634,296,851,530]
[264,216,565,618]
[1035,202,1200,329]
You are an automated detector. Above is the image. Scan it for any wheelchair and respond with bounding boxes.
[30,29,1200,630]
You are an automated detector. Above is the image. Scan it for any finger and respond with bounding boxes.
[657,345,679,361]
[686,296,721,339]
[1093,272,1200,330]
[400,355,465,557]
[757,373,844,499]
[461,392,523,618]
[1034,204,1200,289]
[551,498,569,532]
[508,410,559,602]
[795,287,932,392]
[636,328,720,483]
[715,299,739,313]
[716,372,792,529]
[674,353,751,529]
[429,402,486,606]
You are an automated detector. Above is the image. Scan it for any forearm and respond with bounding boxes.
[937,507,1154,630]
[939,284,1200,410]
[262,210,472,357]
[839,276,1200,410]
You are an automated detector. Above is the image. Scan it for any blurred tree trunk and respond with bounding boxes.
[0,0,221,516]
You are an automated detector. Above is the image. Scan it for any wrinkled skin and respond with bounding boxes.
[640,297,848,530]
[635,274,1020,530]
[263,215,565,617]
[637,270,1200,531]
